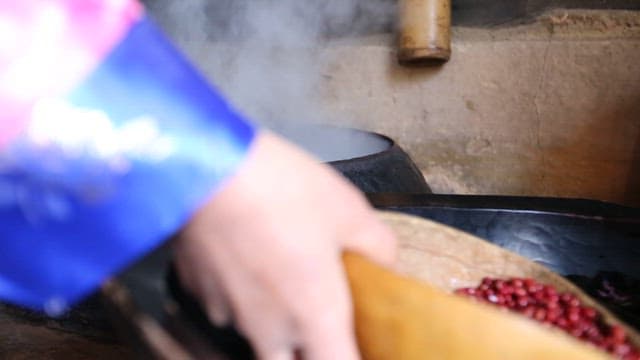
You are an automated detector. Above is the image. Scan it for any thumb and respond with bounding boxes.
[343,214,397,267]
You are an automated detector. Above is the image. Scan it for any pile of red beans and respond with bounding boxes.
[455,277,639,359]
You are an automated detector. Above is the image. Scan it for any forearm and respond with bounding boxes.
[0,1,255,313]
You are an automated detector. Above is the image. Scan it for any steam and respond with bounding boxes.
[143,0,395,160]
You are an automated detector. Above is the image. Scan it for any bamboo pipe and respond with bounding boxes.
[397,0,452,65]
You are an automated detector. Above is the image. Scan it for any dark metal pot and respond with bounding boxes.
[271,123,431,194]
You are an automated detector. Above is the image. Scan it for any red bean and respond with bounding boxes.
[583,307,598,320]
[456,277,639,359]
[517,296,529,308]
[612,325,628,342]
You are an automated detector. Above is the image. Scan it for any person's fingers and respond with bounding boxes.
[297,255,360,360]
[343,217,397,267]
[177,271,232,327]
[241,321,295,360]
[201,277,232,326]
[239,314,296,360]
[223,267,298,360]
[174,241,232,326]
[260,347,294,360]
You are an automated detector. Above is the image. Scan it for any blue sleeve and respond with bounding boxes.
[0,16,256,313]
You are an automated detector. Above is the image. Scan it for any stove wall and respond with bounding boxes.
[150,6,640,206]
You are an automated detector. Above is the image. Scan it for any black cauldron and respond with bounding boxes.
[271,123,431,194]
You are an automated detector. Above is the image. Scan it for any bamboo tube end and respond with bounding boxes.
[398,46,451,66]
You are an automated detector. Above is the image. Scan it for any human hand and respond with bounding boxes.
[173,131,397,359]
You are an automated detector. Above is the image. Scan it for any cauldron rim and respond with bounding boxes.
[291,124,431,194]
[326,129,398,165]
[271,123,395,162]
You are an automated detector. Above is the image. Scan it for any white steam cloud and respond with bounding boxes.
[143,0,395,160]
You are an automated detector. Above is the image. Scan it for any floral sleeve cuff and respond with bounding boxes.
[0,14,256,313]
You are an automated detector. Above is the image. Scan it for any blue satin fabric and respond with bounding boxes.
[0,17,255,313]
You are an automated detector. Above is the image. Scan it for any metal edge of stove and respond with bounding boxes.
[367,194,640,221]
[366,193,640,281]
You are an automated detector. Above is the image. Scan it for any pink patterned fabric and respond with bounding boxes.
[0,0,143,147]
